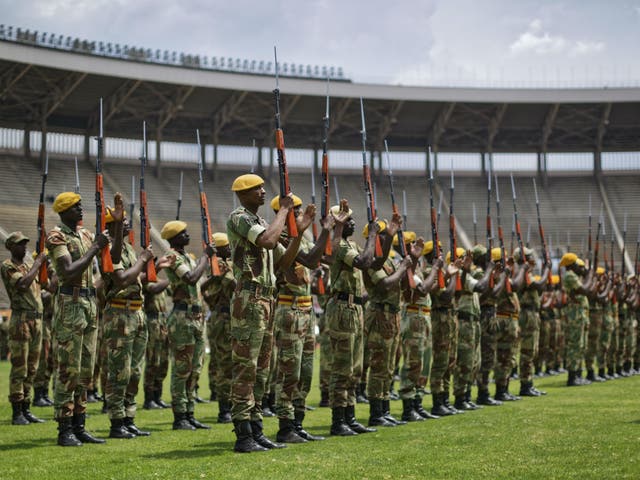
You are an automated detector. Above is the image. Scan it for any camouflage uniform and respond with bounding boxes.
[518,286,541,383]
[143,288,169,400]
[101,241,147,421]
[316,293,331,400]
[562,270,589,373]
[227,206,282,422]
[34,291,55,398]
[453,270,481,399]
[585,298,604,375]
[165,248,206,416]
[429,285,458,396]
[607,297,619,374]
[1,256,43,404]
[475,264,498,396]
[494,291,520,389]
[536,298,555,373]
[621,301,638,371]
[598,294,614,374]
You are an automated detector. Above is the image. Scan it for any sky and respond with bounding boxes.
[2,0,640,87]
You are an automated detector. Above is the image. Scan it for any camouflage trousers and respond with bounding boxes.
[597,311,614,369]
[453,314,480,397]
[104,305,147,420]
[143,312,169,393]
[419,317,433,391]
[364,305,400,401]
[207,308,233,402]
[430,308,458,395]
[536,316,559,372]
[585,309,604,370]
[620,312,638,366]
[318,327,331,392]
[8,309,42,403]
[518,307,540,382]
[52,294,98,419]
[556,315,567,369]
[274,304,315,419]
[325,297,364,408]
[565,305,588,372]
[230,289,274,422]
[607,315,619,370]
[34,312,54,390]
[399,308,428,400]
[267,333,278,400]
[495,313,519,387]
[475,306,498,391]
[97,313,108,394]
[167,307,205,415]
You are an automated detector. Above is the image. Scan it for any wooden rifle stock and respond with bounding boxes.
[36,155,48,284]
[274,129,298,238]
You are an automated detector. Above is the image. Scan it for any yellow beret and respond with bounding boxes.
[551,274,560,285]
[491,247,503,262]
[161,220,187,240]
[393,231,416,246]
[211,232,229,247]
[445,247,466,264]
[596,267,605,275]
[362,220,387,238]
[329,204,353,217]
[270,194,302,211]
[422,240,442,256]
[104,206,126,224]
[576,258,585,267]
[560,253,577,267]
[231,173,264,192]
[513,246,533,261]
[53,192,81,213]
[533,274,541,282]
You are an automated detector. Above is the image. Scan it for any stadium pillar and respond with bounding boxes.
[313,148,319,180]
[268,146,274,180]
[83,133,90,162]
[481,152,486,176]
[593,150,602,177]
[23,127,30,159]
[155,129,162,178]
[212,143,218,181]
[257,143,263,176]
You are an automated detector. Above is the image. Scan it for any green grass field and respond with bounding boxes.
[1,359,638,480]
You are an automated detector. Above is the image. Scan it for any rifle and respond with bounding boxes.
[495,174,511,293]
[602,215,609,272]
[310,163,326,295]
[533,178,552,284]
[36,153,48,284]
[138,121,157,282]
[621,212,627,277]
[176,171,183,220]
[197,129,221,276]
[472,202,477,245]
[74,157,80,194]
[510,173,529,285]
[320,79,331,255]
[402,190,408,230]
[449,164,462,291]
[635,224,639,276]
[486,160,494,287]
[129,176,135,245]
[95,97,114,272]
[593,204,602,271]
[359,97,382,256]
[610,227,615,273]
[588,194,593,268]
[272,47,298,238]
[427,147,445,289]
[526,223,531,248]
[385,140,415,288]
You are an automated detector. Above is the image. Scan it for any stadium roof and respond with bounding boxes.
[2,35,640,154]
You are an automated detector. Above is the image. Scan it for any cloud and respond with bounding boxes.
[570,40,605,56]
[509,20,567,55]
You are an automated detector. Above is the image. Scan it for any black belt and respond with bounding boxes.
[457,311,477,321]
[59,286,96,298]
[173,303,202,313]
[240,281,276,297]
[372,302,400,314]
[335,292,364,305]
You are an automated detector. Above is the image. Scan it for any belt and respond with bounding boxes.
[108,298,143,311]
[59,286,96,298]
[371,302,400,314]
[406,304,431,315]
[173,303,202,314]
[240,281,276,298]
[496,311,518,319]
[277,294,313,308]
[457,311,477,321]
[334,292,364,305]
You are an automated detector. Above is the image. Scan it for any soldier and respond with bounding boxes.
[227,173,312,453]
[585,267,611,381]
[201,232,235,424]
[620,275,638,375]
[316,266,332,407]
[595,268,614,379]
[560,253,597,386]
[160,219,214,431]
[1,232,47,425]
[33,283,56,407]
[46,192,109,446]
[513,247,549,397]
[101,202,157,438]
[269,194,330,443]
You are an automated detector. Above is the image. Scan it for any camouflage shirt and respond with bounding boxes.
[164,248,203,306]
[365,256,401,307]
[457,271,480,316]
[102,241,143,301]
[46,223,94,288]
[562,270,589,309]
[330,238,364,297]
[404,262,432,307]
[519,286,541,310]
[202,258,235,309]
[1,258,43,313]
[276,235,312,297]
[227,206,284,288]
[144,287,169,315]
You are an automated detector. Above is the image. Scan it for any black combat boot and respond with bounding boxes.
[123,416,150,436]
[251,420,286,449]
[504,381,521,400]
[72,413,105,443]
[413,396,439,419]
[217,399,232,424]
[608,366,620,379]
[495,384,519,400]
[187,412,211,429]
[465,390,482,410]
[401,399,424,422]
[319,389,330,407]
[143,389,160,410]
[41,387,54,406]
[345,404,376,433]
[519,381,542,397]
[599,367,611,380]
[101,398,108,414]
[154,388,170,409]
[109,418,136,439]
[172,412,196,430]
[454,395,472,411]
[57,417,82,447]
[22,400,45,423]
[431,392,454,416]
[210,383,217,402]
[368,399,396,427]
[233,420,268,453]
[86,389,98,403]
[276,418,308,443]
[293,410,325,441]
[261,395,275,417]
[442,392,462,413]
[383,399,406,425]
[11,401,29,425]
[476,388,502,406]
[33,387,49,407]
[585,369,596,382]
[566,371,579,386]
[330,407,357,436]
[356,382,369,404]
[194,385,209,404]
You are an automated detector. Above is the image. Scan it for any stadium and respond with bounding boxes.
[0,22,639,480]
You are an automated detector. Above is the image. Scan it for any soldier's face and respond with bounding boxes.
[343,217,355,237]
[11,240,28,259]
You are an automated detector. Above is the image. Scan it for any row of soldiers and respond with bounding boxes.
[2,172,639,453]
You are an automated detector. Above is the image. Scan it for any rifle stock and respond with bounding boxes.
[427,148,445,289]
[196,129,221,276]
[36,154,48,284]
[139,122,157,282]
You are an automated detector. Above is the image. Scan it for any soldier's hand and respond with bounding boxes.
[321,212,335,230]
[386,211,402,236]
[140,246,154,263]
[296,204,316,234]
[109,193,125,222]
[401,256,413,269]
[411,238,424,259]
[434,256,444,269]
[462,253,473,271]
[204,244,216,258]
[279,195,294,211]
[156,254,176,270]
[95,231,110,249]
[34,252,47,267]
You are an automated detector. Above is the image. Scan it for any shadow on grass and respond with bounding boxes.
[141,441,231,458]
[0,437,53,450]
[630,419,640,424]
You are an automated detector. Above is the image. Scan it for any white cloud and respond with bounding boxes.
[510,29,567,55]
[570,40,605,56]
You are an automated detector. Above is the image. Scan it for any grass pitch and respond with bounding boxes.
[0,360,638,480]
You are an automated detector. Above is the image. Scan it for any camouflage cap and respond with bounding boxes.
[5,231,29,249]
